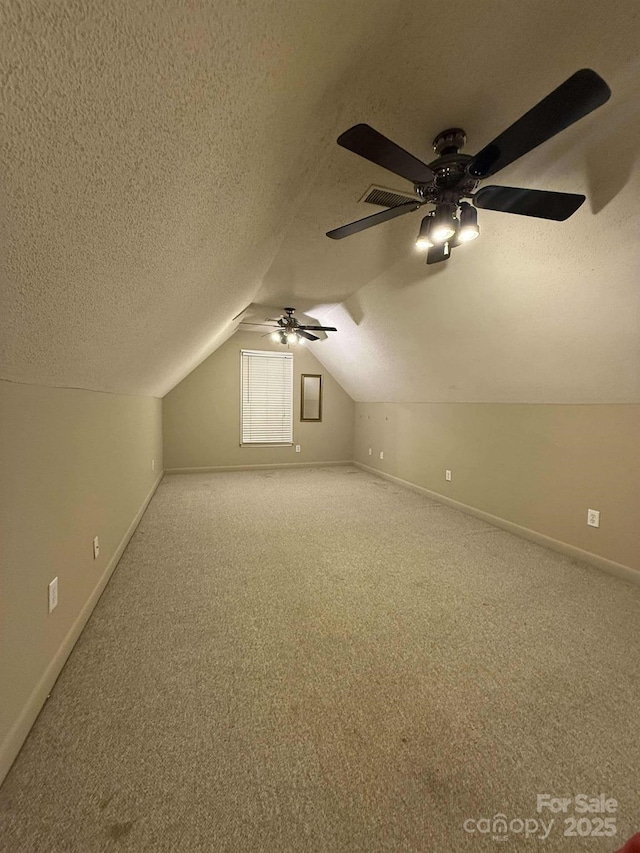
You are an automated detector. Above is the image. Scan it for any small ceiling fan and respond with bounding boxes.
[327,69,611,264]
[240,307,337,345]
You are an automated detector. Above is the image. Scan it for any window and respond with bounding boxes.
[240,349,293,445]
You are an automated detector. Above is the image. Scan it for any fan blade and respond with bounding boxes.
[474,185,585,220]
[327,201,421,240]
[427,241,452,265]
[469,69,611,178]
[297,330,319,342]
[337,124,435,184]
[298,325,338,332]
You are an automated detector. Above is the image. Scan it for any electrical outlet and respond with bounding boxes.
[295,445,301,453]
[379,451,384,460]
[93,536,100,559]
[368,448,372,456]
[445,469,452,481]
[48,577,58,613]
[587,509,600,528]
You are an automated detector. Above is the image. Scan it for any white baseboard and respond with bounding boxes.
[165,461,352,474]
[0,471,164,787]
[354,461,639,587]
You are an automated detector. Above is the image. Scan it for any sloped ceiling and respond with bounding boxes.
[1,0,639,402]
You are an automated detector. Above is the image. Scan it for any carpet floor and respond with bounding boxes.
[1,465,639,852]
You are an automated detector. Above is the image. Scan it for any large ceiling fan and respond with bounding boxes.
[327,69,611,264]
[240,307,337,345]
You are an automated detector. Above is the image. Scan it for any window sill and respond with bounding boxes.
[240,443,294,447]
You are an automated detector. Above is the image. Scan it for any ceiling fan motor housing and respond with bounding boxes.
[410,128,480,205]
[279,308,297,328]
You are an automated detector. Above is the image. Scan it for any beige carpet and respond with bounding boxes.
[1,466,639,852]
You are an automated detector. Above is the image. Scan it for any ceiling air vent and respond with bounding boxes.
[359,185,420,208]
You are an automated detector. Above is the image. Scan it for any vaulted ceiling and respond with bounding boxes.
[1,0,638,402]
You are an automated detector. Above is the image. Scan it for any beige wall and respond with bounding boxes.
[355,402,640,572]
[0,380,162,783]
[163,331,354,470]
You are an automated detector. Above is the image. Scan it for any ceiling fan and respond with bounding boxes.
[327,69,611,264]
[240,307,337,345]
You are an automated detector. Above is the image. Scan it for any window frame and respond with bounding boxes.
[239,349,294,447]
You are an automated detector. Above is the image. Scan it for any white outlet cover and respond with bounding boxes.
[93,536,100,558]
[368,448,372,456]
[152,458,155,471]
[48,577,58,613]
[379,451,384,460]
[587,509,600,528]
[445,469,452,481]
[295,445,301,452]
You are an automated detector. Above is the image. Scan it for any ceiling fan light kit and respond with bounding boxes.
[415,213,435,249]
[271,330,298,345]
[327,69,611,265]
[458,202,479,242]
[430,202,458,244]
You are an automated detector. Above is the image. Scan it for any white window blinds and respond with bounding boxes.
[241,350,293,445]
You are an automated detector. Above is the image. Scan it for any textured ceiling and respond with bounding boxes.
[1,0,639,402]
